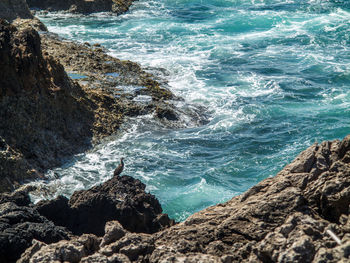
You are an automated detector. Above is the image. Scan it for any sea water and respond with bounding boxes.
[35,0,350,221]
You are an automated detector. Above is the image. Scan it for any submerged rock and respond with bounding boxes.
[27,0,135,15]
[0,0,47,30]
[35,175,175,236]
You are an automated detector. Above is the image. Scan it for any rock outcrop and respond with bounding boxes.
[0,174,173,262]
[148,135,350,262]
[18,135,350,262]
[0,0,47,30]
[27,0,135,15]
[0,19,99,192]
[0,0,33,21]
[39,33,199,142]
[35,175,175,236]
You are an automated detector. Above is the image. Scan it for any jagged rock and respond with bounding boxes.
[148,135,350,262]
[27,0,135,15]
[100,221,126,247]
[18,135,350,262]
[100,232,154,262]
[80,253,131,263]
[0,19,96,192]
[35,175,175,236]
[16,239,46,263]
[21,234,100,263]
[0,191,70,262]
[0,0,33,21]
[0,0,47,30]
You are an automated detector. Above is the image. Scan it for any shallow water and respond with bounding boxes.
[34,0,350,221]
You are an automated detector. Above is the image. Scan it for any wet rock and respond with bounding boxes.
[35,175,175,236]
[27,0,135,15]
[156,105,179,121]
[39,33,206,140]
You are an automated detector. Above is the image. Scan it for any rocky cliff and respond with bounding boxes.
[27,0,135,14]
[16,135,350,262]
[0,19,97,192]
[0,175,173,262]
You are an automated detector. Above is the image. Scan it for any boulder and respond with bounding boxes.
[0,19,96,192]
[35,175,175,236]
[0,0,33,21]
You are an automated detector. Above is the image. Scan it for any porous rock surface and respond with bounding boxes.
[0,19,95,192]
[19,135,350,262]
[39,33,203,141]
[27,0,135,15]
[0,0,32,21]
[149,135,350,262]
[35,175,175,236]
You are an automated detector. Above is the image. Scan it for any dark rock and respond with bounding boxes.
[0,192,70,262]
[35,175,175,236]
[26,0,135,15]
[0,0,33,21]
[147,135,350,262]
[155,105,179,121]
[0,20,95,191]
[19,134,350,262]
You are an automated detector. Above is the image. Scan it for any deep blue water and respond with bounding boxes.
[34,0,350,221]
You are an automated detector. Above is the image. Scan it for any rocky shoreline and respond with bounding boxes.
[1,0,350,262]
[0,0,207,191]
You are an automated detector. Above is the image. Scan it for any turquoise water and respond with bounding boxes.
[35,0,350,221]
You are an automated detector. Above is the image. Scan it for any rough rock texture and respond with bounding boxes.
[0,189,70,262]
[39,33,208,139]
[18,135,350,262]
[0,20,95,192]
[35,175,175,236]
[27,0,135,15]
[0,0,47,30]
[0,17,195,192]
[39,33,190,142]
[0,0,33,21]
[148,135,350,262]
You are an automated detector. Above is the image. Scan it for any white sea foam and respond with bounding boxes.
[34,0,350,221]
